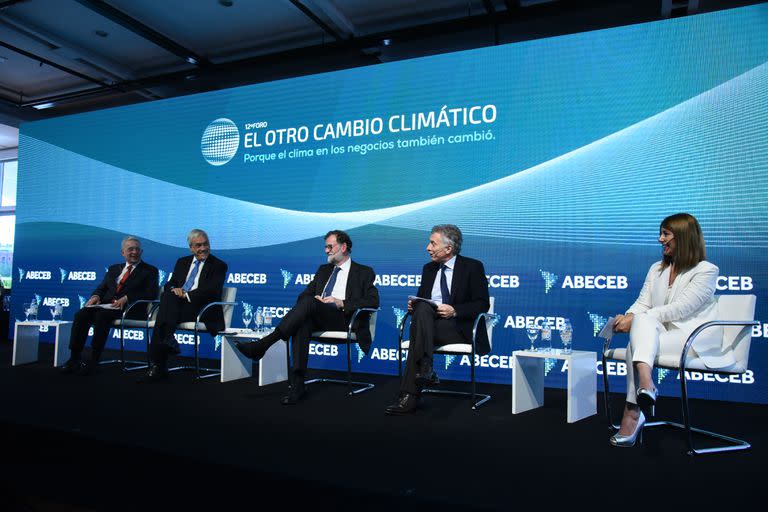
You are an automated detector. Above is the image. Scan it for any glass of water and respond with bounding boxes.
[242,308,252,331]
[525,326,539,351]
[23,303,35,321]
[263,309,273,332]
[50,302,63,322]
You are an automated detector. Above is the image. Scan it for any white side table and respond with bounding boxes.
[13,321,73,367]
[512,349,596,423]
[220,328,287,385]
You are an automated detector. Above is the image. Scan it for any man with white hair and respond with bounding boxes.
[140,229,227,383]
[62,236,158,376]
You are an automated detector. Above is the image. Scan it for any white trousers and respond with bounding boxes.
[625,313,686,404]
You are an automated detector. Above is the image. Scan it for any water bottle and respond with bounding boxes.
[540,320,552,352]
[561,319,573,354]
[254,306,264,333]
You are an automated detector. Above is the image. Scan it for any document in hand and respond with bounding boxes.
[597,316,616,341]
[87,304,120,310]
[408,295,439,308]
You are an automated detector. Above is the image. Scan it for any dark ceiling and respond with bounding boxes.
[0,0,762,129]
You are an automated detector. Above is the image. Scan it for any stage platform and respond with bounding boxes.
[0,342,764,511]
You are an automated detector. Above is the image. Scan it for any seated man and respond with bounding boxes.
[139,229,228,382]
[62,236,158,375]
[386,224,490,415]
[236,229,379,404]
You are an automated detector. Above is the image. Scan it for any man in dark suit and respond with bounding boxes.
[140,228,228,382]
[236,230,379,404]
[386,224,490,415]
[62,236,159,375]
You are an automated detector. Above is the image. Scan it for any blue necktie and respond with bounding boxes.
[182,260,201,292]
[440,264,450,304]
[322,266,341,298]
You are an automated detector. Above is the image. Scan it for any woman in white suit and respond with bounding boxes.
[610,213,725,447]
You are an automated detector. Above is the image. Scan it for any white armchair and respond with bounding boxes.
[602,294,758,455]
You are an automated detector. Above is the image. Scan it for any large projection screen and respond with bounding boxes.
[13,5,768,403]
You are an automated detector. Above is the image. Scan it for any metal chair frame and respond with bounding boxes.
[98,298,158,372]
[397,305,499,410]
[167,298,238,380]
[293,307,379,396]
[603,319,759,456]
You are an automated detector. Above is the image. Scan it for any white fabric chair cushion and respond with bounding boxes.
[400,339,472,354]
[604,347,746,374]
[312,331,357,340]
[178,322,207,331]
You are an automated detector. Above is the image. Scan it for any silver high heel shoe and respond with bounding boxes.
[637,387,658,417]
[609,411,646,447]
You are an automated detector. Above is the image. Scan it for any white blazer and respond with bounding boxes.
[627,260,732,368]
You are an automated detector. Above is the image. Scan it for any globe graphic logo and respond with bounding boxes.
[201,118,239,166]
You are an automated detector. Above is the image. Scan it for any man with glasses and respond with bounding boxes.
[140,229,228,383]
[61,236,158,375]
[235,230,379,404]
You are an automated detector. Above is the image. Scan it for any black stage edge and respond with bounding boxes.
[1,342,765,511]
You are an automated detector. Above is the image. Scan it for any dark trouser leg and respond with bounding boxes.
[149,289,197,369]
[401,302,465,394]
[89,308,121,362]
[280,295,346,381]
[69,307,99,359]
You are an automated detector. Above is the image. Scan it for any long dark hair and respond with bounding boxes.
[659,213,706,274]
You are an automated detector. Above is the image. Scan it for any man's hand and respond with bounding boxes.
[316,295,343,309]
[85,295,100,307]
[171,287,185,298]
[111,296,128,309]
[613,313,634,333]
[436,304,456,319]
[407,299,413,312]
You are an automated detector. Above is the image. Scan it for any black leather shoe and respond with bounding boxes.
[385,393,418,415]
[415,361,439,387]
[280,381,307,405]
[60,358,83,375]
[235,341,270,362]
[137,365,168,383]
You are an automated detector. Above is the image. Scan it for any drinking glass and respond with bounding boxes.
[263,310,273,332]
[28,302,38,321]
[242,309,253,331]
[525,326,539,351]
[540,322,552,352]
[23,303,33,321]
[50,302,63,322]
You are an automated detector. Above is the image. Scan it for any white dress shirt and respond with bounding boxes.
[325,257,351,300]
[430,255,456,304]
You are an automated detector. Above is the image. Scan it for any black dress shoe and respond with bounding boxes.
[385,393,418,415]
[280,381,307,405]
[235,341,270,362]
[137,365,168,383]
[60,358,83,375]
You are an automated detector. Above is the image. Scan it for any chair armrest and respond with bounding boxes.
[397,311,413,345]
[472,312,500,348]
[195,301,238,324]
[680,320,759,371]
[346,307,379,335]
[121,299,160,324]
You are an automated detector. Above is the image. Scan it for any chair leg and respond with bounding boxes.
[602,354,619,431]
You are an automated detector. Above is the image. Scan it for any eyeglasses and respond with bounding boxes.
[325,244,337,251]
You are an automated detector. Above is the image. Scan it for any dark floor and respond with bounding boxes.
[0,341,765,511]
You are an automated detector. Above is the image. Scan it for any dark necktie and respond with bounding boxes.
[322,266,341,298]
[440,264,450,304]
[116,265,132,294]
[182,260,201,292]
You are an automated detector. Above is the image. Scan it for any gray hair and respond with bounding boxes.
[187,228,209,246]
[121,236,141,248]
[431,224,462,255]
